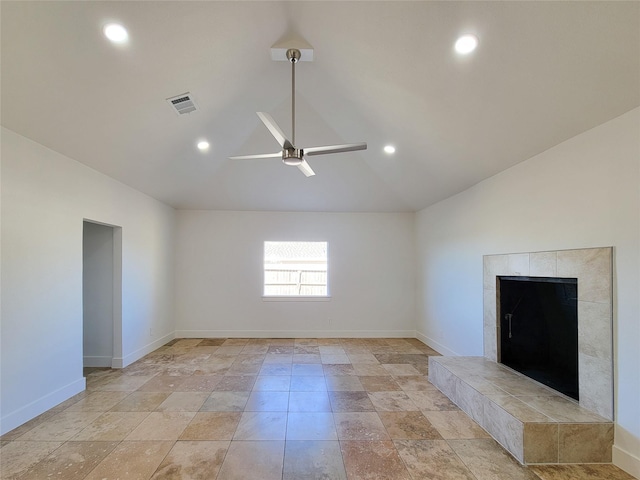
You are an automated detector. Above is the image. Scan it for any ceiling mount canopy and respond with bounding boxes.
[229,44,367,177]
[270,31,314,62]
[286,48,300,63]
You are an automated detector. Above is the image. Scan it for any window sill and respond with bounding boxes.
[262,296,332,302]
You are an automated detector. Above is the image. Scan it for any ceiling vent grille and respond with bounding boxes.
[166,92,197,115]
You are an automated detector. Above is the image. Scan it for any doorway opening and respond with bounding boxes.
[82,221,122,373]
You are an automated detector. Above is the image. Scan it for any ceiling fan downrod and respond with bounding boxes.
[286,49,300,147]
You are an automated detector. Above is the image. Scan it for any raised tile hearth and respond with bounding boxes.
[429,356,614,464]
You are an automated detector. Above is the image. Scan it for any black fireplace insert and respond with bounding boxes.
[498,276,578,400]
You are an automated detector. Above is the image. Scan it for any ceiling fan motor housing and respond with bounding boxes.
[282,147,303,165]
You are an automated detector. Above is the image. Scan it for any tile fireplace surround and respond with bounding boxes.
[429,247,614,465]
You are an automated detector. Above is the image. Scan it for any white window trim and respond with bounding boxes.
[262,295,332,302]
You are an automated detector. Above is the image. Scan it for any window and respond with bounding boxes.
[264,241,328,296]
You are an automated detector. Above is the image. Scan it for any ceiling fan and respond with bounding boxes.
[229,48,367,177]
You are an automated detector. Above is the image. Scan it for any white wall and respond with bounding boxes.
[175,210,416,337]
[83,221,115,367]
[0,127,176,434]
[415,108,640,475]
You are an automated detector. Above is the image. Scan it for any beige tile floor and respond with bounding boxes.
[1,338,635,480]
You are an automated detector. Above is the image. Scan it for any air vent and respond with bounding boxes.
[166,92,197,115]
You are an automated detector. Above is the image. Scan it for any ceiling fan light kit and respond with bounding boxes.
[229,43,367,177]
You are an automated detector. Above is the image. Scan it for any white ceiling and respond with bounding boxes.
[2,1,638,212]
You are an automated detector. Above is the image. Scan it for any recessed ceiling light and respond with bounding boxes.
[197,140,210,151]
[455,34,478,54]
[103,23,128,44]
[384,145,396,154]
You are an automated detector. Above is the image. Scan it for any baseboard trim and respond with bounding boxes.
[83,356,113,368]
[174,329,417,339]
[0,377,86,436]
[415,331,459,356]
[113,332,174,368]
[613,444,640,478]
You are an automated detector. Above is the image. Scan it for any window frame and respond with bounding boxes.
[262,241,331,301]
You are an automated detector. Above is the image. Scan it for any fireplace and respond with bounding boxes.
[426,247,615,465]
[498,276,578,400]
[483,247,613,420]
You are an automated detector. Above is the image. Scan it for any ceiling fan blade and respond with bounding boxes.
[257,112,293,149]
[304,142,367,156]
[229,152,282,160]
[297,159,316,177]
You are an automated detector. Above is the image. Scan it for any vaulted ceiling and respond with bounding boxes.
[2,1,638,212]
